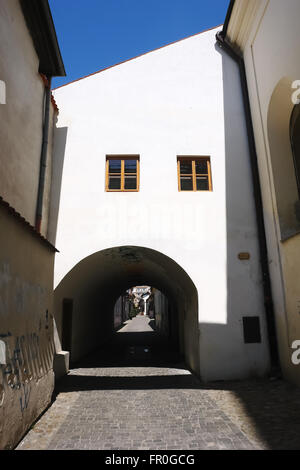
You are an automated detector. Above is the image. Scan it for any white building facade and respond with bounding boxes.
[53,25,271,381]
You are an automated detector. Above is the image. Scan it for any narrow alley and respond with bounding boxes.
[3,0,300,453]
[16,315,300,450]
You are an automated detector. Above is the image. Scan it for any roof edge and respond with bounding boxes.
[0,196,58,253]
[20,0,66,77]
[53,23,222,91]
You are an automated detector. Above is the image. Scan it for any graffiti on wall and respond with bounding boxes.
[0,330,54,412]
[0,261,55,412]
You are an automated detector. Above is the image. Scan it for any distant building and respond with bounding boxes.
[132,286,152,314]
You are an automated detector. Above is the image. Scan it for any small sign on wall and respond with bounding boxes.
[242,316,261,343]
[238,252,250,260]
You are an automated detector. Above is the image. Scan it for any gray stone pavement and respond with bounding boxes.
[15,316,300,450]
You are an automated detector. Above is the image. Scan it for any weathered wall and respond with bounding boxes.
[0,0,57,239]
[0,206,55,450]
[0,0,63,450]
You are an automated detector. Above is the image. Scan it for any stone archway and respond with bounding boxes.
[54,245,199,376]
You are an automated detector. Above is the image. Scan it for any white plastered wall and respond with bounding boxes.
[240,0,300,385]
[53,26,270,381]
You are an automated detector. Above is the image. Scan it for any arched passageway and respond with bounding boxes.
[54,246,199,375]
[111,285,181,367]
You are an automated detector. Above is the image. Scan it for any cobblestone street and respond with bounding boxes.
[16,316,300,451]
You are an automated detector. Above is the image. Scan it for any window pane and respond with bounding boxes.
[109,159,121,173]
[196,176,209,190]
[180,176,193,191]
[291,104,300,195]
[195,159,208,174]
[124,176,137,190]
[124,159,137,173]
[180,160,192,174]
[109,176,121,190]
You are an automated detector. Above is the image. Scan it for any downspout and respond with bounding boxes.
[222,0,236,39]
[35,75,52,233]
[216,30,279,370]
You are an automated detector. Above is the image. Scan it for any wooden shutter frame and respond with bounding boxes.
[177,156,212,192]
[106,155,140,192]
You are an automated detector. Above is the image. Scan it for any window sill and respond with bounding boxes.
[280,227,300,243]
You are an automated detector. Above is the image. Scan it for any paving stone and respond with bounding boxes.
[15,316,300,450]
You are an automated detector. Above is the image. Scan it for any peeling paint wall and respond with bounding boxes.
[0,206,55,450]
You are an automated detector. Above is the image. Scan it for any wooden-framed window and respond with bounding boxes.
[177,156,212,191]
[106,155,140,192]
[290,104,300,198]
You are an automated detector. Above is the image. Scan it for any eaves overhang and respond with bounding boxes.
[0,196,59,253]
[20,0,66,77]
[219,0,262,55]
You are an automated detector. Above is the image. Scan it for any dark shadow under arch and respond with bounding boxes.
[54,245,200,375]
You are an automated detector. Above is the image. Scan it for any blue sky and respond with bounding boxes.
[49,0,230,89]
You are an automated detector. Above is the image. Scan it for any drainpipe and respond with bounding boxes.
[215,31,279,370]
[35,75,52,233]
[222,0,236,39]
